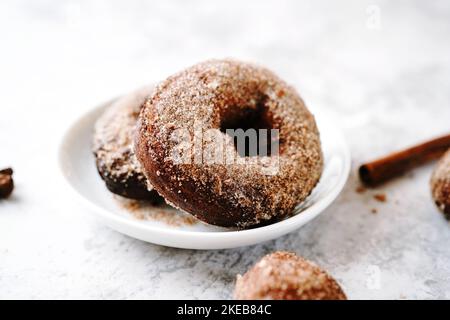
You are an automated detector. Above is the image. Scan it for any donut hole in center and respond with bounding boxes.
[219,96,278,157]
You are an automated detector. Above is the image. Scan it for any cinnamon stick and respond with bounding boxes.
[0,167,14,199]
[359,134,450,187]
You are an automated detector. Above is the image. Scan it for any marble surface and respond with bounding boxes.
[1,0,450,299]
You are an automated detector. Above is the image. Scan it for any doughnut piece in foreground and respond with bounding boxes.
[234,251,347,300]
[136,59,323,228]
[93,86,162,201]
[431,149,450,219]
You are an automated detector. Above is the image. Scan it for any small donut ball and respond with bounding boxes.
[234,251,346,300]
[430,149,450,219]
[93,86,162,201]
[135,59,323,228]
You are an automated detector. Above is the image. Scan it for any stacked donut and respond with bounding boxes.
[93,60,323,229]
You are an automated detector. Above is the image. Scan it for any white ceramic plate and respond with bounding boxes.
[58,99,350,250]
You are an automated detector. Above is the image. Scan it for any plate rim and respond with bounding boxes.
[58,98,351,249]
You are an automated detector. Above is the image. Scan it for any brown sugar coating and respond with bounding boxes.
[93,86,162,201]
[234,251,347,300]
[136,59,323,228]
[430,149,450,218]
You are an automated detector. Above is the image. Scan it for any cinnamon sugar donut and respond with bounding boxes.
[93,86,162,201]
[135,60,323,228]
[234,251,347,300]
[430,149,450,219]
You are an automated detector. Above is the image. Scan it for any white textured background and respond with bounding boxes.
[1,0,450,299]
